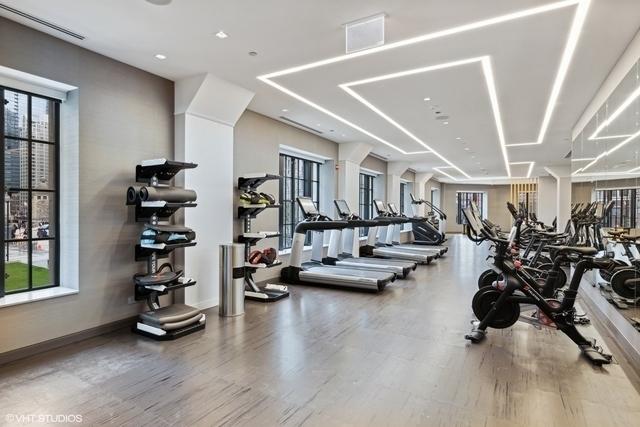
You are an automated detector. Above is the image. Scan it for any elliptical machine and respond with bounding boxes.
[462,206,614,366]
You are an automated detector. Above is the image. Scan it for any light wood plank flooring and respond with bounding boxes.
[1,236,639,426]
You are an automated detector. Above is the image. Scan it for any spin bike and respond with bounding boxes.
[463,206,614,366]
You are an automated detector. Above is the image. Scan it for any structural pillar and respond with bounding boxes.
[414,172,433,216]
[174,73,254,309]
[544,166,572,231]
[337,142,372,215]
[386,161,410,209]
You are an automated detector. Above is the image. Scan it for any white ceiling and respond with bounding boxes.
[2,0,639,182]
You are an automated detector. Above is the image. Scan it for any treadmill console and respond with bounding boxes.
[373,199,387,215]
[334,199,351,217]
[297,196,319,218]
[388,203,399,215]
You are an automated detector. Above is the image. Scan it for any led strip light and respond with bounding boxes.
[574,128,640,174]
[339,57,509,177]
[434,161,534,181]
[588,85,640,140]
[257,0,589,179]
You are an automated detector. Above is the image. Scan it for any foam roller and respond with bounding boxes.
[127,186,143,204]
[140,186,197,203]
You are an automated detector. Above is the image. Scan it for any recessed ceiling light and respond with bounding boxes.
[281,108,288,112]
[423,97,431,101]
[146,0,172,5]
[154,54,167,60]
[443,121,449,125]
[342,134,346,137]
[464,148,470,151]
[215,30,229,39]
[248,51,258,56]
[456,137,462,140]
[471,155,475,158]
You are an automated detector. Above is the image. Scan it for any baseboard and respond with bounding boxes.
[0,315,136,367]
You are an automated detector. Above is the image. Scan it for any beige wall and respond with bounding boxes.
[360,155,387,172]
[0,18,174,353]
[401,170,416,182]
[441,183,512,233]
[233,110,340,282]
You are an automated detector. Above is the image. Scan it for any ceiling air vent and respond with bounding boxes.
[0,4,85,40]
[344,13,385,53]
[435,115,450,121]
[279,116,323,134]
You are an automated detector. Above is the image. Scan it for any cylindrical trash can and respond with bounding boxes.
[219,243,245,317]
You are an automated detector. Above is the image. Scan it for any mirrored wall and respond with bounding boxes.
[572,57,640,329]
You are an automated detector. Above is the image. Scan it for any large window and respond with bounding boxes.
[2,87,60,296]
[457,192,483,225]
[279,154,320,250]
[595,188,639,228]
[399,182,406,215]
[359,173,375,236]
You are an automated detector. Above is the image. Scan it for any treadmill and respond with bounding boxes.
[386,202,448,255]
[323,200,417,278]
[280,197,396,292]
[360,203,435,264]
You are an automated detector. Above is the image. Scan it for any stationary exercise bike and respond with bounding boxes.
[462,206,614,366]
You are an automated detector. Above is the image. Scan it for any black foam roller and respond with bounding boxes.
[140,186,197,203]
[127,186,142,204]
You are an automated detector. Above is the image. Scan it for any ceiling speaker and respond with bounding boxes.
[345,13,385,54]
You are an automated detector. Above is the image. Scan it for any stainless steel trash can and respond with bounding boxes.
[219,244,245,317]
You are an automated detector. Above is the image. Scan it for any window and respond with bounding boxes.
[359,173,375,236]
[2,87,60,296]
[595,188,638,228]
[457,192,483,225]
[279,154,320,250]
[431,188,438,207]
[399,182,406,215]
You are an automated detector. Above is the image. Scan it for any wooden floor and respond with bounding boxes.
[1,236,639,427]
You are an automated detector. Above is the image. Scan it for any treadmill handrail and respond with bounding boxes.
[294,219,349,233]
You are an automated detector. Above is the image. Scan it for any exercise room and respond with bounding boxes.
[1,1,640,426]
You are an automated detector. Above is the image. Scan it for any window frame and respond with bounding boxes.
[359,173,375,237]
[1,86,61,296]
[595,188,638,228]
[456,191,484,225]
[278,153,321,250]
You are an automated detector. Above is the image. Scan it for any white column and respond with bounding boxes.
[537,175,557,225]
[414,173,433,216]
[175,74,254,310]
[386,161,410,207]
[557,177,572,231]
[337,142,372,214]
[544,166,572,232]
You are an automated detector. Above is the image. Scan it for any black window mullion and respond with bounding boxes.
[1,87,5,297]
[27,94,33,291]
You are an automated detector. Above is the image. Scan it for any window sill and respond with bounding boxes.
[0,287,78,309]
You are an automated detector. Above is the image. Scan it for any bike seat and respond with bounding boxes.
[546,245,598,256]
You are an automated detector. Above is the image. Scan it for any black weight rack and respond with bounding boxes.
[238,173,289,302]
[126,158,205,340]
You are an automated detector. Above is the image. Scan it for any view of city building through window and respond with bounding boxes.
[2,88,59,295]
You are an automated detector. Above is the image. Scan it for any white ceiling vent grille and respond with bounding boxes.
[345,13,385,54]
